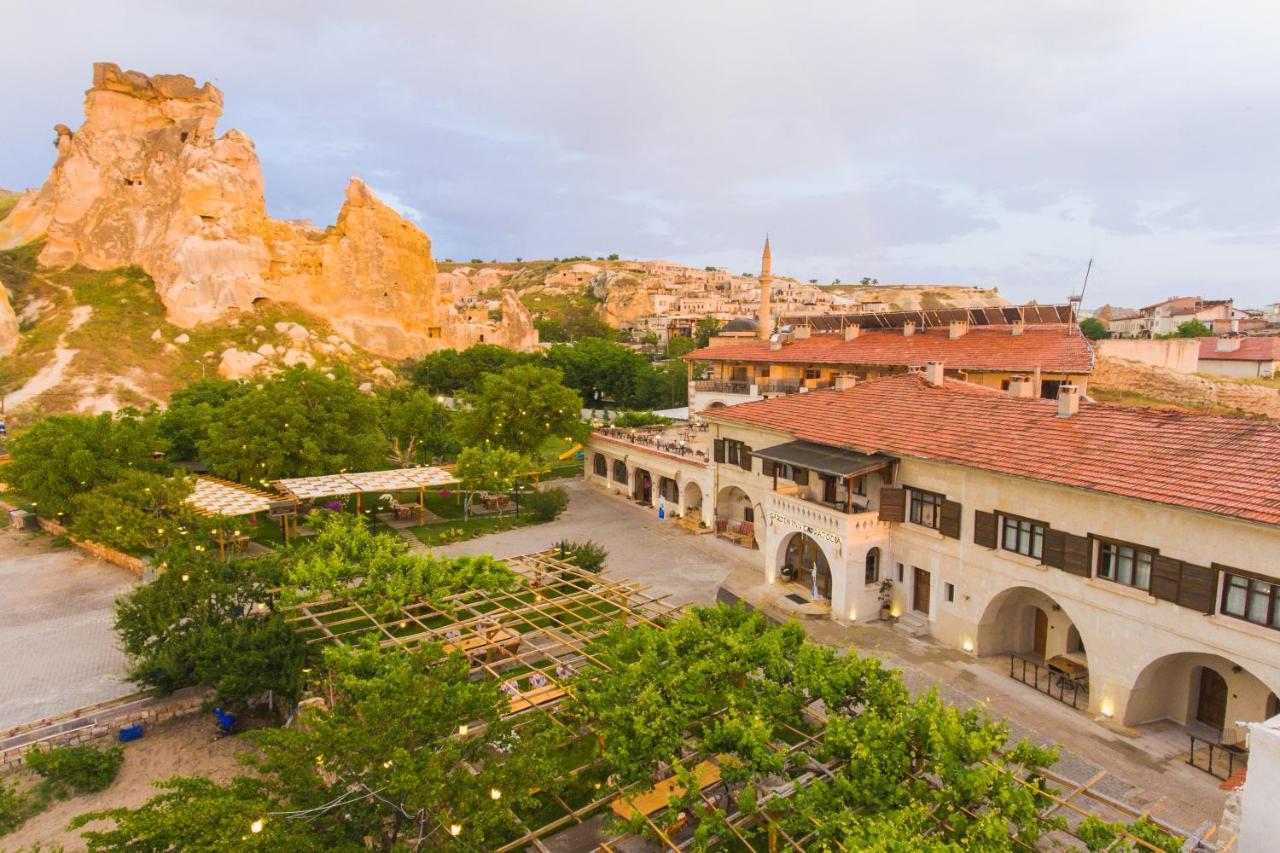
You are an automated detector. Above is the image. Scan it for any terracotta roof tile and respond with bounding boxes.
[685,325,1093,374]
[703,373,1280,526]
[1198,337,1280,362]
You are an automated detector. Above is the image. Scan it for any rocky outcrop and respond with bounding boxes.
[0,283,19,356]
[1093,357,1280,418]
[0,63,537,359]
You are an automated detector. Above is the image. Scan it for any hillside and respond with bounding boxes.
[0,242,391,426]
[1090,356,1280,418]
[0,189,18,222]
[822,283,1009,310]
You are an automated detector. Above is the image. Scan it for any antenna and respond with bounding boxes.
[1067,258,1091,335]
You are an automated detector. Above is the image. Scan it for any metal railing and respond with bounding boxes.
[1008,654,1088,710]
[593,429,709,462]
[1187,733,1248,781]
[691,380,751,394]
[757,379,802,394]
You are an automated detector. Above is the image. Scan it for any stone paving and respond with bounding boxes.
[434,478,1228,836]
[0,530,140,730]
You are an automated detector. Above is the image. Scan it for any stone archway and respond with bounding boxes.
[779,532,833,600]
[1124,652,1280,732]
[974,586,1088,662]
[682,481,703,519]
[632,468,654,505]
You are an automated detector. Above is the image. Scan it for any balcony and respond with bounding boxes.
[767,491,889,545]
[591,426,710,465]
[691,380,752,395]
[756,379,802,395]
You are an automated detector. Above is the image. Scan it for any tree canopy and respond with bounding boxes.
[158,378,250,462]
[380,387,457,465]
[1078,316,1109,340]
[693,316,723,348]
[407,344,536,396]
[199,367,386,486]
[454,364,584,454]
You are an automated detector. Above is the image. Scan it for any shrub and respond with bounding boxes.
[25,745,124,795]
[0,778,36,835]
[522,486,569,522]
[612,411,671,428]
[555,539,607,572]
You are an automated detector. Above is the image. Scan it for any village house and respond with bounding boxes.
[1198,335,1280,379]
[584,366,1280,753]
[1106,296,1235,338]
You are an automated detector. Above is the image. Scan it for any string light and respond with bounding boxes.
[250,818,264,834]
[448,823,463,837]
[489,787,502,800]
[458,723,468,736]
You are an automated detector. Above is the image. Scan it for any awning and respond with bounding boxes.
[754,440,893,479]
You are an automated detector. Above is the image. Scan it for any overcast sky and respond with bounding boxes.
[3,1,1278,307]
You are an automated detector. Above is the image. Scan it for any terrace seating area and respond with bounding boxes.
[593,424,712,462]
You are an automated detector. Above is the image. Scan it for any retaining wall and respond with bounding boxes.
[1095,338,1200,373]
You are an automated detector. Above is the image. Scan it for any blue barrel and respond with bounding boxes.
[118,724,143,743]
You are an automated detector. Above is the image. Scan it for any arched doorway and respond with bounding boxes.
[714,485,758,547]
[682,482,703,519]
[1126,652,1280,732]
[975,586,1087,664]
[782,533,831,600]
[632,468,653,505]
[612,460,628,485]
[593,453,608,478]
[657,476,679,506]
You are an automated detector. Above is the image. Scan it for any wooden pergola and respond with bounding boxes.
[278,552,1226,852]
[275,466,459,517]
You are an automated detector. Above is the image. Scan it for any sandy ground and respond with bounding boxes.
[7,302,92,410]
[5,714,254,851]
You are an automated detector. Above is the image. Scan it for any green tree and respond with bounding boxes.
[546,337,651,408]
[68,470,198,554]
[693,316,723,348]
[199,367,385,487]
[408,344,534,395]
[562,304,613,341]
[158,378,249,462]
[455,364,584,454]
[1078,316,1109,340]
[2,410,167,518]
[665,335,697,358]
[380,388,457,464]
[1172,318,1212,338]
[534,317,570,342]
[453,445,537,518]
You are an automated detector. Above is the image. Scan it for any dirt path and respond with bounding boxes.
[6,283,92,410]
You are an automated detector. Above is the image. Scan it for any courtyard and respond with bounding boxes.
[0,530,139,730]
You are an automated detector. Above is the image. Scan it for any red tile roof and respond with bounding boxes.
[703,372,1280,525]
[685,325,1094,374]
[1198,336,1280,362]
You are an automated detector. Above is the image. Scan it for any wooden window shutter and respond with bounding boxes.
[1042,529,1066,569]
[878,487,905,523]
[940,500,962,539]
[762,459,776,477]
[1177,563,1217,614]
[974,510,997,549]
[1150,556,1182,604]
[793,467,809,486]
[1061,533,1092,577]
[739,445,753,471]
[713,438,725,463]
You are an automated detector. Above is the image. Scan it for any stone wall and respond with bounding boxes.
[1095,338,1200,373]
[1,688,209,772]
[2,507,148,577]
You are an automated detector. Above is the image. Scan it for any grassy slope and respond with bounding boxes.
[0,241,383,423]
[0,190,20,222]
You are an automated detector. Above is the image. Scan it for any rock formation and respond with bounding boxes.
[0,63,537,359]
[0,283,19,356]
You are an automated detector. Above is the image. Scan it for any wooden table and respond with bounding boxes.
[504,685,567,716]
[443,628,520,658]
[1047,655,1087,678]
[610,759,723,821]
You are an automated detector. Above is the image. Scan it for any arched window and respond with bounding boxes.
[593,453,608,477]
[864,547,881,584]
[612,460,628,484]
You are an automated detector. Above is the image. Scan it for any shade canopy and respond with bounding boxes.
[755,440,893,479]
[187,476,278,517]
[276,466,458,500]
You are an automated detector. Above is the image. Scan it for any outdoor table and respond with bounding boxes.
[442,627,520,659]
[610,759,723,821]
[504,684,568,716]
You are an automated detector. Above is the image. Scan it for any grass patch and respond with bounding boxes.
[1089,385,1251,416]
[0,191,19,223]
[409,513,540,546]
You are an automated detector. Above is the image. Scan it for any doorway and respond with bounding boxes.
[912,568,931,615]
[1196,668,1228,732]
[1032,608,1048,658]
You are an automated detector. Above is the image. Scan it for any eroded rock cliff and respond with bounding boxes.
[0,63,537,359]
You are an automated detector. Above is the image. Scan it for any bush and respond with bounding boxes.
[0,778,37,835]
[555,539,607,572]
[25,745,124,795]
[522,486,569,522]
[612,411,671,428]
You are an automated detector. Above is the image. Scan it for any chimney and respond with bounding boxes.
[833,374,857,391]
[948,320,969,339]
[1230,318,1240,334]
[1007,376,1034,399]
[925,361,944,387]
[903,321,916,337]
[1216,336,1241,353]
[1011,320,1025,336]
[1057,384,1080,418]
[770,336,783,352]
[843,323,861,341]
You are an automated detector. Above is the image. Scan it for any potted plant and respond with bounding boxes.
[878,579,895,621]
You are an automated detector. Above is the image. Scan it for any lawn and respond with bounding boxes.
[408,512,540,547]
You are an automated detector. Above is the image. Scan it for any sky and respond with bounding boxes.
[3,1,1279,308]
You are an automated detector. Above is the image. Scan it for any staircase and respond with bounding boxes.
[892,610,930,637]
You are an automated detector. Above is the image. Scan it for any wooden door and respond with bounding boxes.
[1196,668,1228,731]
[912,569,931,615]
[1033,609,1048,658]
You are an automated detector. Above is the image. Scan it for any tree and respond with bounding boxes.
[534,317,570,343]
[2,410,167,518]
[546,338,649,408]
[158,378,249,462]
[562,304,613,341]
[453,445,537,518]
[1172,318,1211,338]
[68,470,198,554]
[665,336,696,358]
[1078,317,1109,340]
[199,367,385,487]
[607,253,620,261]
[380,388,457,464]
[408,344,534,395]
[693,316,723,348]
[455,364,584,454]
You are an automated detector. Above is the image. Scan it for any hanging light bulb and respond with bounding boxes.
[489,788,502,800]
[250,818,265,834]
[449,823,463,837]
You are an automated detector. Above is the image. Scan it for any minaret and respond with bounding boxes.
[758,235,773,340]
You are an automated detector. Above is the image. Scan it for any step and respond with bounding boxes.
[892,610,931,637]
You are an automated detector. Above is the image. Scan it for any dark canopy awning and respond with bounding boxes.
[755,440,893,479]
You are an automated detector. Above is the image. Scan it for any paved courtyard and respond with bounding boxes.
[0,530,139,730]
[437,478,1229,836]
